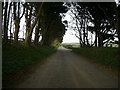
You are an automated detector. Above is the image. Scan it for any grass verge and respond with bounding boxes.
[63,45,119,71]
[2,45,57,85]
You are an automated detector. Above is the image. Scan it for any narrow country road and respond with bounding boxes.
[15,46,118,88]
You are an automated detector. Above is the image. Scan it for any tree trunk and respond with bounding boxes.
[98,33,103,47]
[25,5,32,46]
[83,19,86,47]
[14,20,20,43]
[25,30,31,46]
[95,32,98,47]
[14,2,20,44]
[25,3,43,46]
[34,27,40,45]
[9,12,13,44]
[2,2,4,23]
[6,2,12,45]
[3,2,8,45]
[34,20,41,45]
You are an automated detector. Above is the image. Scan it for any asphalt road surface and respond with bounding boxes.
[15,46,118,88]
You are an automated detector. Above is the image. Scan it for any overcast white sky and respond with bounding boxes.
[61,9,80,43]
[62,30,79,43]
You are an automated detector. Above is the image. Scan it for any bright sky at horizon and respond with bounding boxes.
[62,29,79,43]
[61,8,80,44]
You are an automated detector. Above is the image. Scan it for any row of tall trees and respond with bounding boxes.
[2,1,67,47]
[2,1,120,47]
[63,2,120,47]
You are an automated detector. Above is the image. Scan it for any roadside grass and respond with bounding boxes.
[2,45,57,83]
[63,45,119,70]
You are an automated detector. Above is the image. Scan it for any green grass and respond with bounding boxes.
[2,45,57,82]
[64,45,119,70]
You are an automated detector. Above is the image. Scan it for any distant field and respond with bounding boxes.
[62,43,118,48]
[62,43,80,48]
[62,43,79,45]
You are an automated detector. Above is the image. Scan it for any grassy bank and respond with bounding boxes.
[2,45,57,83]
[63,45,119,70]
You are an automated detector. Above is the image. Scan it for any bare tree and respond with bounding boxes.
[66,3,91,47]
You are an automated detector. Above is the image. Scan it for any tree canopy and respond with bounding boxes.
[2,1,120,47]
